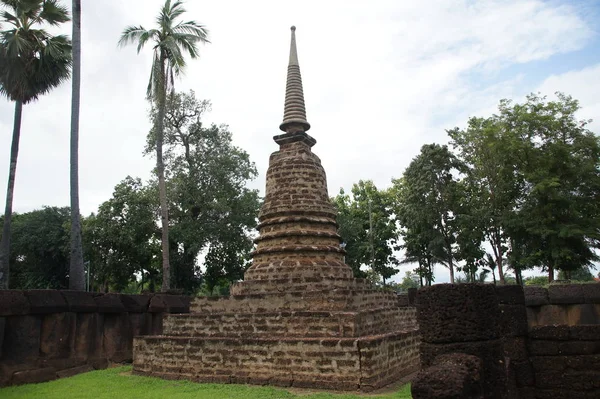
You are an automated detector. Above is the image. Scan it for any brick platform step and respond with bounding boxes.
[191,289,401,314]
[162,307,417,338]
[133,330,420,392]
[230,276,374,295]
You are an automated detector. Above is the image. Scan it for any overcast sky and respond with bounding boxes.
[1,0,599,282]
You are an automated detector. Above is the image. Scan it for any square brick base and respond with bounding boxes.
[133,330,419,391]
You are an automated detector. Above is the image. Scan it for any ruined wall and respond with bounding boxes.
[412,284,506,399]
[413,283,600,399]
[0,290,190,387]
[527,325,600,398]
[524,284,600,326]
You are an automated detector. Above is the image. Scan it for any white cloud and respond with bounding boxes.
[0,0,595,221]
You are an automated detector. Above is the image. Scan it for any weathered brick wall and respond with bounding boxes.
[0,290,190,387]
[133,330,420,391]
[524,284,600,326]
[163,307,417,338]
[191,288,402,314]
[528,325,600,398]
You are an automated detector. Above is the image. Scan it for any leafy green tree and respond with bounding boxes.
[557,266,595,282]
[333,188,367,278]
[118,0,210,292]
[394,144,464,283]
[501,94,600,281]
[3,207,71,289]
[398,271,419,291]
[83,177,160,292]
[148,91,259,294]
[448,117,522,284]
[333,180,399,285]
[69,0,84,290]
[0,0,72,289]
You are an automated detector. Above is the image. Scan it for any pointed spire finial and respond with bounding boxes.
[280,26,310,133]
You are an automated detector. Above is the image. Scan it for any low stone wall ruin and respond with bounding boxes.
[0,290,190,387]
[412,283,600,399]
[524,284,600,326]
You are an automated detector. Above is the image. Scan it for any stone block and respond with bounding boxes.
[533,304,568,325]
[582,284,600,303]
[37,357,86,371]
[419,339,506,398]
[524,286,548,306]
[0,290,29,316]
[90,358,109,370]
[535,369,600,391]
[502,337,528,361]
[407,288,417,305]
[24,290,68,314]
[130,312,152,337]
[39,312,76,358]
[73,313,104,361]
[11,367,57,385]
[564,354,600,370]
[529,325,570,340]
[548,285,585,304]
[94,293,126,313]
[56,364,94,378]
[155,295,187,313]
[150,312,163,334]
[498,304,528,337]
[495,285,525,305]
[558,340,600,355]
[512,360,534,387]
[2,315,41,363]
[417,284,500,343]
[397,294,409,307]
[528,340,559,356]
[120,294,151,312]
[569,325,600,340]
[103,313,133,363]
[411,353,483,399]
[567,304,600,325]
[148,295,167,313]
[61,291,97,312]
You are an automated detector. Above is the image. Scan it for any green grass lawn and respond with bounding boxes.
[0,366,412,399]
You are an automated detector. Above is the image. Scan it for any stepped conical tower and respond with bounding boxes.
[133,27,420,392]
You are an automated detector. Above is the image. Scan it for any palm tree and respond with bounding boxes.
[69,0,84,290]
[0,0,72,289]
[118,0,209,292]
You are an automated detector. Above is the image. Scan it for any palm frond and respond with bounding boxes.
[147,50,163,99]
[38,0,70,26]
[161,35,185,75]
[170,32,199,59]
[118,25,149,49]
[172,21,210,43]
[1,10,19,28]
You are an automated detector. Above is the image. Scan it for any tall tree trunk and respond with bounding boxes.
[0,101,23,290]
[157,53,170,292]
[494,232,506,285]
[448,253,454,284]
[548,265,554,283]
[69,0,85,291]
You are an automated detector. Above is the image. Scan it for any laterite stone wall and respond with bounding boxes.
[0,290,190,387]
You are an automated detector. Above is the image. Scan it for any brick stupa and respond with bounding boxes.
[133,27,419,391]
